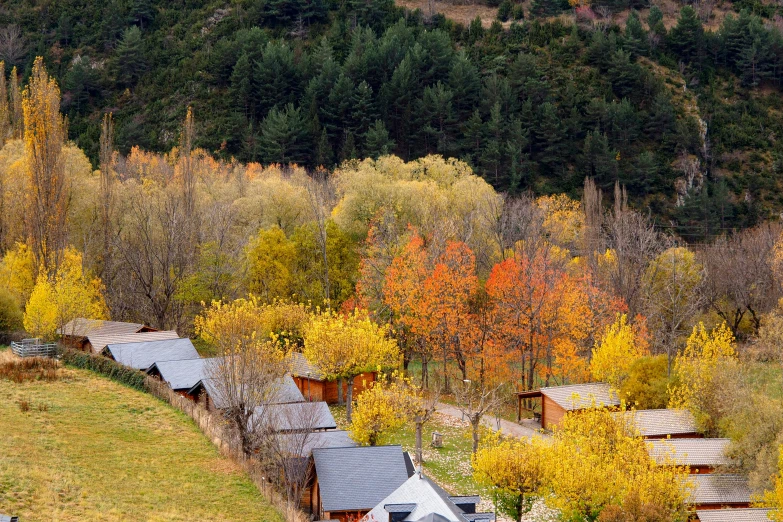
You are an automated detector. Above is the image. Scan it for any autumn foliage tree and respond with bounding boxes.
[302,309,400,422]
[590,314,649,390]
[349,372,410,446]
[23,57,69,276]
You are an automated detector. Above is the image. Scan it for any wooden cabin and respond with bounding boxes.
[146,357,223,397]
[614,409,701,439]
[309,445,413,521]
[688,474,752,510]
[648,438,732,474]
[58,318,161,353]
[188,374,306,412]
[516,383,620,430]
[289,352,376,404]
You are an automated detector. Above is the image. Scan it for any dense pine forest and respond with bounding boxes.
[4,0,783,237]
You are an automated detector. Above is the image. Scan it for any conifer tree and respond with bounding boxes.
[364,119,394,159]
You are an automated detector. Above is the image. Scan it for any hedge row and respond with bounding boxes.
[60,348,148,391]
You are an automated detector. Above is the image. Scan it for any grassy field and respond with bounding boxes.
[0,357,282,522]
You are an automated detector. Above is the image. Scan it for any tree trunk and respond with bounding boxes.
[422,359,429,389]
[346,375,355,423]
[471,417,480,454]
[415,420,423,465]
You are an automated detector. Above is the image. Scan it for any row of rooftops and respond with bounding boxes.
[60,319,491,521]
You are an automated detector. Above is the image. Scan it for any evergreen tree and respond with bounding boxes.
[230,53,254,120]
[115,26,146,87]
[582,131,616,187]
[418,81,457,155]
[254,41,301,119]
[536,102,567,175]
[481,101,505,184]
[365,119,394,159]
[315,127,335,166]
[351,80,374,148]
[259,103,311,164]
[608,50,642,99]
[448,51,481,122]
[624,11,648,58]
[669,6,703,61]
[462,109,483,166]
[647,5,663,29]
[340,131,358,161]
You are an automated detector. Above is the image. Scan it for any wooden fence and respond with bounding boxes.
[10,339,58,358]
[61,349,309,522]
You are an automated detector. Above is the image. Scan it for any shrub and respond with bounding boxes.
[511,4,525,20]
[497,0,513,21]
[61,349,147,390]
[0,287,22,332]
[17,398,30,412]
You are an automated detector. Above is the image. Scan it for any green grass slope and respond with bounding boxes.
[0,363,283,522]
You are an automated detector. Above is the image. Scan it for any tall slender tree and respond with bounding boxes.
[9,66,22,139]
[99,112,115,292]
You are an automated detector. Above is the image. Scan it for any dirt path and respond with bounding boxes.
[435,402,550,440]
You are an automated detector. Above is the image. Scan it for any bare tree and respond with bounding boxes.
[454,379,505,454]
[304,169,335,306]
[99,113,115,293]
[0,25,27,66]
[408,386,441,465]
[701,223,780,336]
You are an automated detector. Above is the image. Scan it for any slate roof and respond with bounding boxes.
[615,409,698,438]
[0,515,18,522]
[696,508,773,522]
[688,474,752,505]
[58,318,146,337]
[364,474,470,522]
[146,357,223,390]
[252,401,336,432]
[276,430,356,457]
[105,337,198,370]
[89,330,179,354]
[540,383,620,411]
[648,438,732,467]
[288,351,324,380]
[189,374,305,409]
[313,445,410,512]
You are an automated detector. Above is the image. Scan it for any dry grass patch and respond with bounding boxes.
[0,353,60,383]
[0,367,283,522]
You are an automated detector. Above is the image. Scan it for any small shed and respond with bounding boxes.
[310,445,411,521]
[648,438,732,474]
[687,474,752,510]
[696,508,773,521]
[103,337,198,371]
[289,352,376,404]
[188,374,305,411]
[613,409,700,439]
[88,330,179,355]
[517,383,620,430]
[146,357,223,396]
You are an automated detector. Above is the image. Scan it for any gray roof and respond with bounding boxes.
[416,515,453,522]
[364,473,469,522]
[648,438,732,467]
[89,330,179,354]
[58,318,146,337]
[146,357,223,390]
[313,445,410,512]
[190,374,305,409]
[288,351,324,380]
[688,474,752,505]
[105,338,198,370]
[252,401,336,432]
[463,515,495,522]
[276,430,356,457]
[540,383,620,411]
[696,508,773,522]
[615,409,698,437]
[0,515,18,522]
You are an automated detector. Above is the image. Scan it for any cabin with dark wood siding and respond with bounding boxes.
[517,383,620,430]
[289,352,376,404]
[58,318,160,352]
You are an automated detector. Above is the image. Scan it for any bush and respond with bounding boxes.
[497,0,513,21]
[0,288,22,332]
[0,356,60,383]
[61,349,147,390]
[619,355,670,409]
[511,4,524,20]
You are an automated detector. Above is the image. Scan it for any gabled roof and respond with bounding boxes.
[0,515,18,522]
[252,401,336,432]
[89,330,179,354]
[688,474,752,505]
[146,357,223,390]
[58,318,147,338]
[615,409,698,438]
[105,338,198,370]
[540,383,620,411]
[313,445,410,512]
[364,473,471,522]
[276,430,356,457]
[649,438,732,467]
[696,508,773,522]
[288,352,324,380]
[189,374,305,409]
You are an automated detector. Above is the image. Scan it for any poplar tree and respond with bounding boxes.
[23,57,69,277]
[9,66,22,139]
[0,62,9,145]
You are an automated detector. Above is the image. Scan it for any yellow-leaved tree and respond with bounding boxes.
[472,436,549,522]
[303,309,400,422]
[668,321,737,434]
[473,408,689,522]
[763,450,783,520]
[350,373,410,446]
[23,247,107,340]
[590,314,649,390]
[0,241,35,306]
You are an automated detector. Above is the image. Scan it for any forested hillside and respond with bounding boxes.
[2,0,783,235]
